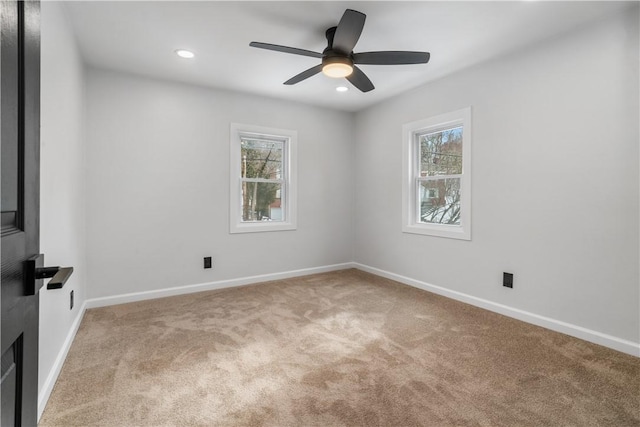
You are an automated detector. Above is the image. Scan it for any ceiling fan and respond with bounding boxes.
[250,9,430,93]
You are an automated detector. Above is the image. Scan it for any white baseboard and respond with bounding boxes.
[85,263,356,309]
[37,299,87,421]
[353,263,640,357]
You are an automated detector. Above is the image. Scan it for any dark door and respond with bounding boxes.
[1,1,41,426]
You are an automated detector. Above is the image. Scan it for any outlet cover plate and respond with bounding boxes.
[503,272,513,288]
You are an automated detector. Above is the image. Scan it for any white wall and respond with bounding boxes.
[84,69,354,299]
[39,0,87,414]
[353,9,639,344]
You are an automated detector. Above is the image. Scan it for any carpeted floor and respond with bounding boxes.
[40,269,639,426]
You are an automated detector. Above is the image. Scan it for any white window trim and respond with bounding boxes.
[402,107,472,240]
[229,123,297,233]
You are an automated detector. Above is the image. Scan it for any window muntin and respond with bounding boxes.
[230,124,297,233]
[402,108,471,240]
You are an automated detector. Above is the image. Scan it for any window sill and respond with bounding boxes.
[402,223,470,240]
[230,222,296,234]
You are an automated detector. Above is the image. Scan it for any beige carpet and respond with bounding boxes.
[40,269,639,426]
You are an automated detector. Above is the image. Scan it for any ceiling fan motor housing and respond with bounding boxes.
[324,26,352,55]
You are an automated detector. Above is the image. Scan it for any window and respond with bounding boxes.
[402,107,471,240]
[230,123,297,233]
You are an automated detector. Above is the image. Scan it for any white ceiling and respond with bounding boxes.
[63,1,632,112]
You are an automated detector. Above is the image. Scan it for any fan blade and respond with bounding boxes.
[332,9,366,54]
[353,51,430,65]
[346,66,374,92]
[284,64,324,85]
[250,42,322,59]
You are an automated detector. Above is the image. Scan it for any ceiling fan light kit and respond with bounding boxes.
[250,9,430,93]
[322,56,353,78]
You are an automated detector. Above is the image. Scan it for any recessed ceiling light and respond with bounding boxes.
[175,49,195,59]
[336,86,349,92]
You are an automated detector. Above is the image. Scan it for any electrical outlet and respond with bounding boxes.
[70,290,74,310]
[503,272,513,288]
[204,257,212,269]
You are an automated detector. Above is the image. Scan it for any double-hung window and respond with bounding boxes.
[402,107,471,240]
[230,123,297,233]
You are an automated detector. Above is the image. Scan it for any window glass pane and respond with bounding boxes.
[241,138,283,179]
[419,178,461,225]
[241,181,283,222]
[419,126,463,176]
